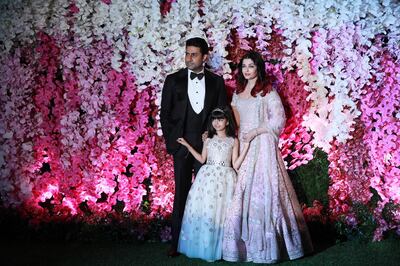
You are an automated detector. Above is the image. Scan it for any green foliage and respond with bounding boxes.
[288,148,330,207]
[332,185,399,242]
[335,188,381,242]
[382,200,400,224]
[335,203,378,242]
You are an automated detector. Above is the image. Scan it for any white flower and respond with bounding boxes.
[3,131,13,139]
[22,142,33,151]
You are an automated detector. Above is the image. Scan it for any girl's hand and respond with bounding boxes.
[177,137,189,147]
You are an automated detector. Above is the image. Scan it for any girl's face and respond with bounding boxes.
[212,117,228,132]
[241,58,258,80]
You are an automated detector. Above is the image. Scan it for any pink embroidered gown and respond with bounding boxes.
[222,90,313,263]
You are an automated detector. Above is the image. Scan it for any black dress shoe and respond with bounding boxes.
[167,247,180,257]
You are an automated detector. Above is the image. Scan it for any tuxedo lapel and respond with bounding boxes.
[202,70,213,123]
[176,68,189,115]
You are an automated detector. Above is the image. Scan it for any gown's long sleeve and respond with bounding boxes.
[254,90,286,139]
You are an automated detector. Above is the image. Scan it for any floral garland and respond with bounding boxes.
[360,47,400,240]
[0,47,37,208]
[304,24,371,151]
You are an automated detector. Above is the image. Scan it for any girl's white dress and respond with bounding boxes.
[178,136,236,262]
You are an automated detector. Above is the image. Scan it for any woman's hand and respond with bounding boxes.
[242,129,258,142]
[177,137,189,147]
[242,142,250,148]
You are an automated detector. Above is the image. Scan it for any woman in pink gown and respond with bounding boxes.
[222,51,313,263]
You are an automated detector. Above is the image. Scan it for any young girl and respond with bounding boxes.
[176,107,250,262]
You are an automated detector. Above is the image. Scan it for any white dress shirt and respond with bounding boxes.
[187,70,205,114]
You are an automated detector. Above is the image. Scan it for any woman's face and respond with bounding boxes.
[241,58,258,80]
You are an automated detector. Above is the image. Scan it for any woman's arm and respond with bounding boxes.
[176,137,208,164]
[232,138,250,171]
[232,106,240,129]
[230,94,240,128]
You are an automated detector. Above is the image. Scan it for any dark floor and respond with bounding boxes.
[0,237,399,266]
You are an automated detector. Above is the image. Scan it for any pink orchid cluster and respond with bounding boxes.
[278,70,314,169]
[149,136,175,217]
[0,32,175,231]
[18,32,72,223]
[327,122,373,220]
[101,0,112,5]
[261,30,315,169]
[359,49,400,240]
[319,30,399,240]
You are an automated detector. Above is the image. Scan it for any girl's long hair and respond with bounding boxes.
[207,107,236,139]
[236,50,274,97]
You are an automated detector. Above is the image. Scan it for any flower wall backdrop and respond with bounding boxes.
[0,0,399,240]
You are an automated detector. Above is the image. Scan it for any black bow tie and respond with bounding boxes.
[190,72,204,80]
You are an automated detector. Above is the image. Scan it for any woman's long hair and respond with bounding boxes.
[207,107,236,139]
[236,51,274,97]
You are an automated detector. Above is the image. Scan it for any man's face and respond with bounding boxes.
[185,46,207,73]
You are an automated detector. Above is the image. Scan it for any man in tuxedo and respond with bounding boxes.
[160,36,227,257]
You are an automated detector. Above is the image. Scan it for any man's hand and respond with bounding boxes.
[202,131,208,142]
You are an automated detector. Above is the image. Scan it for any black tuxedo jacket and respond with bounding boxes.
[160,68,227,155]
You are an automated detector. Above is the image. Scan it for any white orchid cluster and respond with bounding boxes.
[0,0,69,53]
[1,0,399,153]
[203,0,272,78]
[0,49,38,206]
[291,0,399,150]
[301,25,370,151]
[195,1,398,152]
[126,0,202,93]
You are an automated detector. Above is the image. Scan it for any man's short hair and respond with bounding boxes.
[186,37,209,55]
